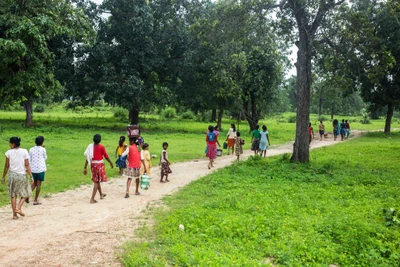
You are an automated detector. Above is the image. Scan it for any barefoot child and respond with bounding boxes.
[29,136,47,205]
[160,142,171,183]
[122,137,146,198]
[235,131,244,161]
[83,134,114,204]
[2,137,32,219]
[115,136,127,175]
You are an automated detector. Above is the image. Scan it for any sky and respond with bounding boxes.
[90,0,297,77]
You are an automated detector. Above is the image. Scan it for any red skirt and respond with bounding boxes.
[91,162,107,183]
[206,143,217,159]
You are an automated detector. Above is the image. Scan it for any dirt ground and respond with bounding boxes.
[0,131,364,267]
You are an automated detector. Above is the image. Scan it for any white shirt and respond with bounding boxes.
[160,149,168,163]
[227,128,236,139]
[5,148,29,175]
[29,146,47,173]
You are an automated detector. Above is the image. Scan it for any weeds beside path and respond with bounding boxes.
[0,131,365,267]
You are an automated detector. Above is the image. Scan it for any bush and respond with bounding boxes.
[113,107,128,121]
[160,107,177,119]
[287,115,296,123]
[34,104,46,113]
[180,110,195,120]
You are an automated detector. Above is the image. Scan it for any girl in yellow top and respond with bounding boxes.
[140,143,153,176]
[115,136,127,175]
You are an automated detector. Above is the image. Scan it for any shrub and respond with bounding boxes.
[34,104,46,113]
[113,107,128,121]
[180,110,195,120]
[287,115,296,123]
[160,107,177,119]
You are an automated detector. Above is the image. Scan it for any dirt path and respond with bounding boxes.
[0,131,364,266]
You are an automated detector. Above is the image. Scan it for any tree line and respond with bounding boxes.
[0,0,399,162]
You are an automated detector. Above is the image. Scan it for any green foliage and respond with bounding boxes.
[287,115,296,123]
[383,208,400,227]
[34,104,46,113]
[113,107,128,122]
[160,107,177,119]
[180,110,195,120]
[122,132,400,266]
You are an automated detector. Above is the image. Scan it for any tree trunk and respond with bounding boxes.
[129,106,139,125]
[318,97,322,118]
[23,98,34,127]
[331,103,334,120]
[242,95,257,131]
[290,31,311,163]
[211,109,217,122]
[217,108,224,131]
[384,103,393,134]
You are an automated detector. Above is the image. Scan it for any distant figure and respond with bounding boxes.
[226,123,236,155]
[29,136,47,205]
[345,120,350,139]
[115,136,127,175]
[251,125,261,155]
[308,123,314,146]
[160,142,171,182]
[122,137,144,197]
[214,125,221,147]
[340,119,346,141]
[259,125,271,157]
[318,121,325,141]
[84,134,113,204]
[1,137,32,220]
[235,131,244,161]
[206,125,218,169]
[332,119,339,141]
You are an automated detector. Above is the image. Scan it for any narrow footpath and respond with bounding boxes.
[0,131,364,267]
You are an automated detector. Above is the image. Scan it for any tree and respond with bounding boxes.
[257,0,345,162]
[0,0,93,126]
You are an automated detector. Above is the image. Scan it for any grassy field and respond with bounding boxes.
[0,106,397,207]
[122,132,400,266]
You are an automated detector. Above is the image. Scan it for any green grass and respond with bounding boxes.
[0,106,396,209]
[122,132,400,266]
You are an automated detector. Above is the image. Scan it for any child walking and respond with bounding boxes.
[160,142,171,183]
[235,132,244,161]
[259,125,270,157]
[140,143,153,177]
[115,136,127,175]
[29,136,47,205]
[2,137,33,219]
[83,134,114,204]
[122,137,145,198]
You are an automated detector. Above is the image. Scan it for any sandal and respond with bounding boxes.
[14,209,25,216]
[90,200,98,204]
[100,194,106,199]
[33,202,42,205]
[12,215,18,220]
[124,194,130,198]
[135,192,140,195]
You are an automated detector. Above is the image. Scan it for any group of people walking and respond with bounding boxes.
[309,119,351,146]
[2,136,47,220]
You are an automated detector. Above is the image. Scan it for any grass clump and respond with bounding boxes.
[122,132,400,266]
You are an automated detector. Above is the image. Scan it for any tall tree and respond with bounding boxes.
[0,0,93,126]
[257,0,345,162]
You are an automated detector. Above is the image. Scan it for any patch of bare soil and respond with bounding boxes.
[0,130,365,266]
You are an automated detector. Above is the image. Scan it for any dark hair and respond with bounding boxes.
[262,125,267,131]
[129,137,139,145]
[93,134,101,144]
[35,136,44,146]
[9,136,21,147]
[320,120,323,123]
[231,124,236,132]
[255,125,259,130]
[309,122,312,126]
[162,142,168,147]
[214,125,219,130]
[142,143,149,150]
[118,136,125,147]
[236,131,241,137]
[208,125,214,132]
